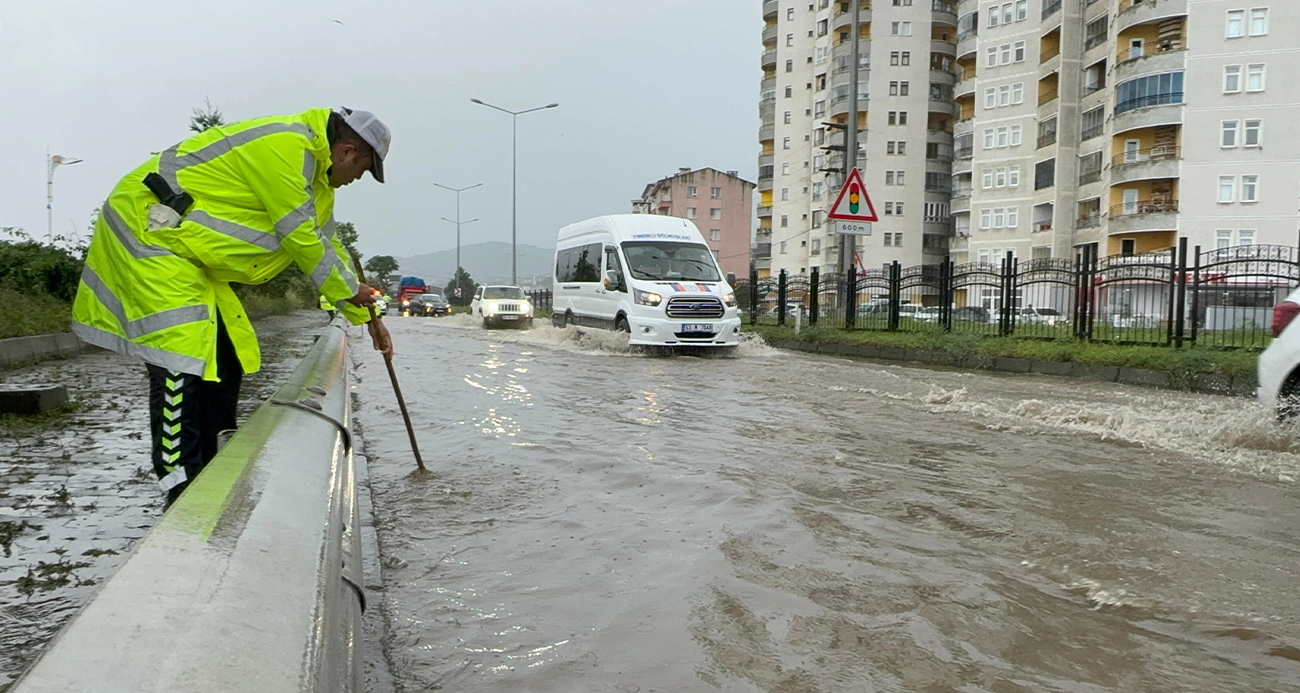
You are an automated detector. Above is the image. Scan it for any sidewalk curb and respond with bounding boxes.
[0,332,97,370]
[767,338,1256,397]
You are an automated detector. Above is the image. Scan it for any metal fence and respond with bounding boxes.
[733,239,1300,349]
[527,289,553,311]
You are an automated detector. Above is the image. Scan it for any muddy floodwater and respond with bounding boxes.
[353,315,1300,693]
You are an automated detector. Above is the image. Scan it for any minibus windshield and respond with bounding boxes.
[622,242,721,281]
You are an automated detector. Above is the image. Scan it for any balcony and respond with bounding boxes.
[1042,0,1062,20]
[951,192,971,214]
[1038,86,1059,107]
[1110,146,1181,184]
[1109,199,1178,234]
[1116,0,1188,34]
[828,93,869,119]
[932,39,957,56]
[1076,214,1102,230]
[1037,130,1057,150]
[762,24,778,45]
[763,0,779,20]
[1113,92,1184,133]
[957,28,977,58]
[927,94,958,117]
[1033,220,1054,234]
[1114,43,1187,83]
[930,67,958,86]
[1079,168,1103,185]
[832,5,872,33]
[758,153,774,169]
[954,76,976,99]
[953,117,974,136]
[952,155,973,176]
[759,98,775,119]
[757,176,773,193]
[832,39,872,67]
[761,49,777,70]
[757,205,773,218]
[933,1,958,24]
[760,77,776,96]
[755,242,772,260]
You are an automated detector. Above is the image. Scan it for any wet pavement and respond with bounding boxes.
[0,311,326,690]
[355,315,1300,692]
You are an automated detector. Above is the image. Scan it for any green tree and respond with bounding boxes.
[444,267,479,306]
[364,255,399,292]
[190,98,226,133]
[335,221,360,263]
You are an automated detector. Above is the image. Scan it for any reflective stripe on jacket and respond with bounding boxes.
[71,108,369,380]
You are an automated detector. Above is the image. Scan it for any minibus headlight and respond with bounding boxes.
[723,292,737,307]
[634,289,662,307]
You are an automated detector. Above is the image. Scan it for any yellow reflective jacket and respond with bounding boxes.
[72,108,369,380]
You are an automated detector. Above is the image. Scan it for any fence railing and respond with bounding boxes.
[734,240,1300,349]
[527,289,553,311]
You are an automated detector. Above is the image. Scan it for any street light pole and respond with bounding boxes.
[47,149,83,244]
[470,98,560,285]
[432,182,482,303]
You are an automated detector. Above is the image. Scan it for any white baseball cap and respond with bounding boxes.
[336,107,391,183]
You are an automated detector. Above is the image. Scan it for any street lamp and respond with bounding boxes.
[470,98,559,285]
[47,150,83,244]
[432,182,483,302]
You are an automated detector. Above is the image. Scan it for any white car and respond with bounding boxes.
[471,285,534,329]
[1257,286,1300,417]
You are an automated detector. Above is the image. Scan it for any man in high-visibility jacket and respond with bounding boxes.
[72,107,392,503]
[319,294,338,321]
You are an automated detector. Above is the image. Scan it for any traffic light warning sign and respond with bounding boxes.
[827,168,878,222]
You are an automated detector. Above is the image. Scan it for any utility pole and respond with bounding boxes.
[470,99,560,285]
[840,0,862,278]
[433,182,482,303]
[47,150,83,244]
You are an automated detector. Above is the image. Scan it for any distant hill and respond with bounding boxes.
[393,241,554,289]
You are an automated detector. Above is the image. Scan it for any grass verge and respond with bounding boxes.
[748,324,1258,380]
[0,289,72,339]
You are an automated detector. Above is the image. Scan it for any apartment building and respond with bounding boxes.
[758,0,961,279]
[764,0,1300,279]
[950,0,1299,267]
[631,167,756,280]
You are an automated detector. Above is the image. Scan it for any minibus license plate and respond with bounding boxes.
[502,315,519,320]
[682,323,713,333]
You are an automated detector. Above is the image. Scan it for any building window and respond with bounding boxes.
[710,208,722,220]
[817,18,828,36]
[1216,228,1233,250]
[998,84,1011,106]
[785,86,793,98]
[995,168,1007,187]
[980,209,992,229]
[1016,0,1027,20]
[983,128,995,149]
[814,100,825,117]
[1012,83,1024,104]
[787,7,794,20]
[687,186,698,198]
[816,46,829,65]
[901,51,911,66]
[1014,41,1025,62]
[984,88,996,109]
[782,137,791,150]
[1007,206,1018,227]
[1224,65,1242,93]
[885,171,895,185]
[1246,63,1265,92]
[1002,2,1012,24]
[812,182,823,201]
[811,238,821,254]
[710,229,722,241]
[1115,71,1184,114]
[1081,106,1105,140]
[1250,8,1269,36]
[993,208,1005,227]
[786,59,793,73]
[1244,119,1262,147]
[988,9,998,27]
[986,47,997,68]
[780,215,789,228]
[982,169,994,189]
[1121,239,1137,256]
[710,186,721,199]
[781,188,789,201]
[780,240,788,253]
[892,21,912,36]
[1239,229,1257,245]
[883,202,894,216]
[1221,120,1239,147]
[1218,175,1236,203]
[1226,9,1245,38]
[1241,174,1259,202]
[783,111,792,125]
[883,232,894,247]
[787,33,794,47]
[812,210,824,227]
[1010,125,1022,146]
[686,207,697,218]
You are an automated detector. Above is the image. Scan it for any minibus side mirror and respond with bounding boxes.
[604,270,623,291]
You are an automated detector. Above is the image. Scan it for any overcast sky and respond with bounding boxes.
[0,0,760,260]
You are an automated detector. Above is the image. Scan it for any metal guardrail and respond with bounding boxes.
[12,320,363,693]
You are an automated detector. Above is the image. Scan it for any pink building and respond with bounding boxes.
[633,167,755,281]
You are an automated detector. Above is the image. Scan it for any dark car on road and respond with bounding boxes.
[409,293,450,317]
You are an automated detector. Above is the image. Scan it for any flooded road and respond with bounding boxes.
[354,316,1300,692]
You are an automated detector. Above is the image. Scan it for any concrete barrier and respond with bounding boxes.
[0,332,88,369]
[11,321,363,693]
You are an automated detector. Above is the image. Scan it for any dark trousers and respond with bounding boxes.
[148,315,243,505]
